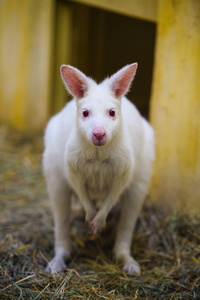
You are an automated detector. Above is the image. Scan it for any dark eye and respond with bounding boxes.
[109,109,115,117]
[83,110,89,117]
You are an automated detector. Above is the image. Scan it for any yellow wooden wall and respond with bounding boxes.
[0,0,55,130]
[150,0,200,211]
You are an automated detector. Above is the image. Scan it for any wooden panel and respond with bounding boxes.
[70,4,91,74]
[149,0,200,211]
[68,0,158,22]
[0,0,55,130]
[51,1,73,114]
[71,4,107,81]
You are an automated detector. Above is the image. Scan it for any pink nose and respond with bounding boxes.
[92,128,107,146]
[93,128,106,141]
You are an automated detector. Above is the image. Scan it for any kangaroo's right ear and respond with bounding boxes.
[109,63,138,98]
[60,65,88,99]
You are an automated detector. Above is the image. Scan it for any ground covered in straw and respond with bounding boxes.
[0,126,200,299]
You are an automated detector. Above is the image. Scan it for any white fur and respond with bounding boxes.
[43,64,155,275]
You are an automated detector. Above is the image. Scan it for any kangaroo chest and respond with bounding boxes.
[74,157,116,204]
[84,158,114,190]
[67,143,130,204]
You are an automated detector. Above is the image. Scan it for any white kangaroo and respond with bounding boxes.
[43,63,155,275]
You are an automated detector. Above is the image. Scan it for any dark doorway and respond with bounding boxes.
[71,3,156,119]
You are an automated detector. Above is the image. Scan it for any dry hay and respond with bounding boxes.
[0,126,200,299]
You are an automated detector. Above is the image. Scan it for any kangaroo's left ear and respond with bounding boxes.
[60,65,89,99]
[109,63,138,98]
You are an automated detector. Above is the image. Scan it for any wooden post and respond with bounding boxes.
[150,0,200,211]
[0,0,55,130]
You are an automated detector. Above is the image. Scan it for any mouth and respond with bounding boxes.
[92,138,107,147]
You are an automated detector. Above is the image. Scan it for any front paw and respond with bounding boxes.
[85,206,97,223]
[90,214,106,237]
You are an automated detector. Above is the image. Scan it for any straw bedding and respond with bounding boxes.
[0,126,199,299]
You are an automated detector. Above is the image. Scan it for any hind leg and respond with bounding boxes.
[45,172,72,273]
[113,180,148,275]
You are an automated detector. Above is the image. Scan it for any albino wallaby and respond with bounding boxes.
[43,63,155,275]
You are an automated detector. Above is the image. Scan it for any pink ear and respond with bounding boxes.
[110,63,138,97]
[60,65,88,98]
